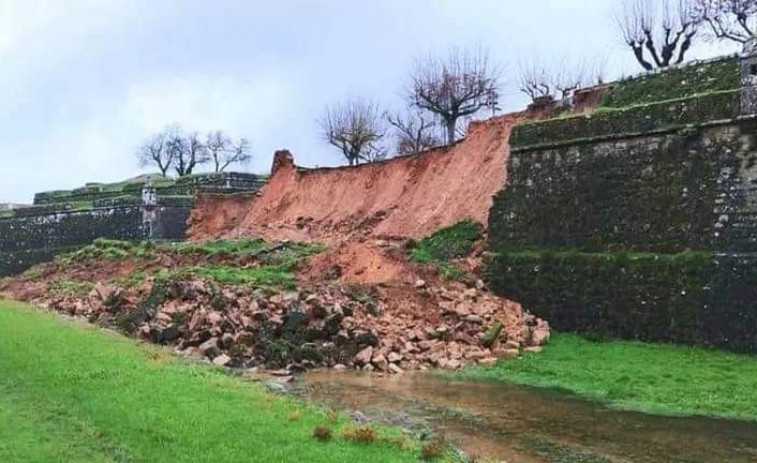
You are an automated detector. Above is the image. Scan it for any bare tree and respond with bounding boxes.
[136,132,172,177]
[518,59,606,102]
[518,62,553,101]
[386,109,440,156]
[163,126,207,177]
[617,0,699,71]
[691,0,757,44]
[318,99,387,166]
[206,131,252,172]
[408,47,500,145]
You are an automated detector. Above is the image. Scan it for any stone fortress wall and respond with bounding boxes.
[0,172,265,276]
[486,46,757,353]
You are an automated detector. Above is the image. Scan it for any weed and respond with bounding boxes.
[420,440,445,460]
[327,411,339,424]
[482,322,503,348]
[288,410,302,422]
[343,427,376,444]
[122,271,148,289]
[313,427,332,442]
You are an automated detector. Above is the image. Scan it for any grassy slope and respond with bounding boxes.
[458,334,757,421]
[0,300,422,463]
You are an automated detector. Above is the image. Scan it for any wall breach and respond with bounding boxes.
[189,115,520,243]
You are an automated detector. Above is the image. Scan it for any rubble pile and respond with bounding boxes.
[33,276,549,373]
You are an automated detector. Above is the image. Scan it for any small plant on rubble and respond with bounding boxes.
[313,427,333,442]
[420,440,446,460]
[343,427,377,444]
[482,322,504,348]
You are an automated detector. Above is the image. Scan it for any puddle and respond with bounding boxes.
[295,371,757,462]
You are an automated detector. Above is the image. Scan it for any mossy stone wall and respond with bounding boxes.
[0,205,191,277]
[488,116,757,352]
[492,122,757,254]
[486,251,757,353]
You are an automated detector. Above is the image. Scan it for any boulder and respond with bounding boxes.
[355,346,373,366]
[212,354,232,366]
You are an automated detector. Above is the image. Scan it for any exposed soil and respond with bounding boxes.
[189,115,519,243]
[1,113,556,375]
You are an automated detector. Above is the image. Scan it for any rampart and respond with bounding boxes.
[0,172,265,276]
[486,53,757,352]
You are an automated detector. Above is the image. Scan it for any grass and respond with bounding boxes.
[171,239,271,257]
[0,300,429,462]
[183,265,297,290]
[56,239,155,266]
[457,333,757,421]
[409,221,482,280]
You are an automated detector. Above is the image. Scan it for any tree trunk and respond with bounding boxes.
[445,118,456,145]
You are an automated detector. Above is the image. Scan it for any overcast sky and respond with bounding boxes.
[0,0,740,203]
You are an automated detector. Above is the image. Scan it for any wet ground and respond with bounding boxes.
[295,371,757,463]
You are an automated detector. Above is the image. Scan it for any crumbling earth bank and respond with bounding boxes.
[189,115,519,243]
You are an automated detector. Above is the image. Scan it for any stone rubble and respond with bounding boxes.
[34,277,550,374]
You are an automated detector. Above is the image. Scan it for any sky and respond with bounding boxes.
[0,0,741,203]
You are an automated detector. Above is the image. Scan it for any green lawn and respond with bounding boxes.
[0,300,425,463]
[458,333,757,421]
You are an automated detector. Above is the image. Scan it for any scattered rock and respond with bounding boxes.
[389,363,404,374]
[212,354,232,366]
[355,346,374,366]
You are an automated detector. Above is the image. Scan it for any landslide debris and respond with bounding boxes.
[0,231,549,373]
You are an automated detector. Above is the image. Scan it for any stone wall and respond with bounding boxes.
[0,172,265,277]
[0,205,189,277]
[491,120,757,254]
[486,52,757,352]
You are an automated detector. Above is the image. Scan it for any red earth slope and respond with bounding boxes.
[189,114,520,243]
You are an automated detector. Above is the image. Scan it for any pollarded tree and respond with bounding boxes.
[385,109,440,156]
[518,59,606,102]
[407,47,500,145]
[205,131,252,172]
[691,0,757,45]
[617,0,699,71]
[136,132,172,177]
[318,99,387,166]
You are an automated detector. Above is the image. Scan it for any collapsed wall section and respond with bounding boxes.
[189,115,519,242]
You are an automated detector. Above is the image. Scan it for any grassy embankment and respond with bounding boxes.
[0,300,434,463]
[408,220,483,280]
[459,333,757,421]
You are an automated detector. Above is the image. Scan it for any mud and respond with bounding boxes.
[298,371,757,463]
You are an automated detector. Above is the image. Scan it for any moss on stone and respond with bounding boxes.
[511,90,741,150]
[600,57,741,109]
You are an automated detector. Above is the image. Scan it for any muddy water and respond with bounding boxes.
[297,372,757,463]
